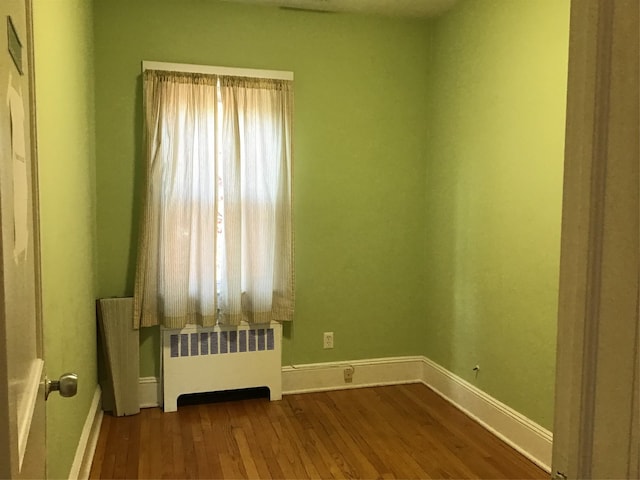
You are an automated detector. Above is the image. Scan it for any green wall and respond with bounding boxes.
[93,0,569,430]
[93,0,433,376]
[33,1,98,478]
[424,0,569,429]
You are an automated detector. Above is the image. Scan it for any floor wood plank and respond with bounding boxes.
[90,384,547,479]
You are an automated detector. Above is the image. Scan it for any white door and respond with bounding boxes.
[0,0,46,477]
[552,0,639,478]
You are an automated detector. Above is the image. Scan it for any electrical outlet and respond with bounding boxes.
[344,366,354,383]
[323,332,334,349]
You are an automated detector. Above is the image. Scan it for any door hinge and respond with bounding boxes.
[553,472,567,480]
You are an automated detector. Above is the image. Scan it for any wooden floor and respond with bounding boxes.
[89,383,547,479]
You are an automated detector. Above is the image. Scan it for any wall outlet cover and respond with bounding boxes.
[344,366,354,383]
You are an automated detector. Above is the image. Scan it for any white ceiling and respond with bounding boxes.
[221,0,460,18]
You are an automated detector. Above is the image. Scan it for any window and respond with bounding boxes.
[133,65,294,329]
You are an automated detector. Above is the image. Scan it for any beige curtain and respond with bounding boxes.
[219,76,294,325]
[134,70,294,328]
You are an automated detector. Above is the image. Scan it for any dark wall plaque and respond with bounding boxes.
[7,15,23,75]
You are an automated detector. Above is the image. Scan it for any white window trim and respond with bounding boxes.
[141,60,293,81]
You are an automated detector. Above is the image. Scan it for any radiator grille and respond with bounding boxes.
[169,328,275,358]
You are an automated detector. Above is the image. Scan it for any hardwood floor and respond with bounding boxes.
[89,383,547,479]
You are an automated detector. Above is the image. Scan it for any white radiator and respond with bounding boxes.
[161,322,282,412]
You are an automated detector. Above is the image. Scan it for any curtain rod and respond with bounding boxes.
[142,61,294,81]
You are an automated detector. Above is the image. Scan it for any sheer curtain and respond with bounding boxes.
[134,69,294,329]
[219,76,294,325]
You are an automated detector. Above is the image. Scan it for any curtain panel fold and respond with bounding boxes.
[134,69,294,329]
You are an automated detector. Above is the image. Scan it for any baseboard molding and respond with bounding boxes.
[69,385,103,480]
[137,355,552,471]
[138,376,161,408]
[281,356,424,394]
[421,357,552,472]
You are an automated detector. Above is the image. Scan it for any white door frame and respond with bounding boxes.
[552,0,639,478]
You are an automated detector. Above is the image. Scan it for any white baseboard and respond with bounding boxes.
[69,385,103,480]
[281,356,424,394]
[421,357,552,472]
[138,376,161,408]
[137,355,552,472]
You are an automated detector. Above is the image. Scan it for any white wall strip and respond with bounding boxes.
[138,376,161,408]
[282,356,424,394]
[142,61,293,81]
[69,385,103,480]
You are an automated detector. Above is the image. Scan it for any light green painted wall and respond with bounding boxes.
[93,0,569,430]
[93,1,433,377]
[33,1,98,478]
[424,0,569,429]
